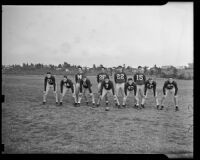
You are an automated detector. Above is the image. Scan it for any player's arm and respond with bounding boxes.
[174,81,178,96]
[111,82,115,95]
[96,74,99,83]
[134,84,137,96]
[88,80,92,93]
[70,80,74,93]
[153,82,156,97]
[79,80,83,93]
[163,81,167,95]
[100,81,104,95]
[60,80,63,93]
[44,77,47,91]
[53,77,56,91]
[133,74,137,83]
[144,82,148,96]
[114,73,117,83]
[143,74,146,82]
[75,74,78,83]
[124,83,127,96]
[124,73,127,82]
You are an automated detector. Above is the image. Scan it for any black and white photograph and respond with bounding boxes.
[2,3,193,158]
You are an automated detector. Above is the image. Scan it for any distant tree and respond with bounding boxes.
[58,64,62,68]
[93,64,96,69]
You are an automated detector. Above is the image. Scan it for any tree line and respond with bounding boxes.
[2,62,193,80]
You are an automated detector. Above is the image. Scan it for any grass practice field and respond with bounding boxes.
[2,74,193,157]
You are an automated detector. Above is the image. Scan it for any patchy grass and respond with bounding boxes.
[2,75,193,157]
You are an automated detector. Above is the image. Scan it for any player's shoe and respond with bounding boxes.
[141,104,145,108]
[135,104,139,109]
[105,107,110,111]
[96,103,100,107]
[160,105,164,110]
[73,102,77,106]
[86,102,89,106]
[122,104,126,108]
[56,102,58,105]
[156,105,160,110]
[115,103,118,107]
[60,102,63,106]
[77,103,81,107]
[106,102,109,106]
[175,106,179,111]
[42,102,46,105]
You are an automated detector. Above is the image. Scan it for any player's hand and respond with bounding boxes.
[53,91,57,94]
[90,93,93,96]
[43,91,46,94]
[79,93,83,96]
[72,93,75,97]
[113,95,117,98]
[174,95,178,98]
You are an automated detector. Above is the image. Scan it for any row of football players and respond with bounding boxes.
[43,65,179,111]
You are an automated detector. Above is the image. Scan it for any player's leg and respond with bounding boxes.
[89,91,95,105]
[122,90,130,106]
[160,89,168,110]
[43,83,50,103]
[171,88,179,111]
[154,91,159,109]
[54,85,58,104]
[140,85,145,108]
[78,87,86,104]
[141,89,148,107]
[135,86,140,107]
[97,88,107,106]
[60,87,67,105]
[73,84,77,104]
[75,83,80,103]
[115,84,121,106]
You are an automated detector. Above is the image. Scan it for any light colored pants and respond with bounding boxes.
[115,82,126,98]
[97,88,119,105]
[123,90,136,105]
[142,89,159,106]
[98,82,108,102]
[135,84,145,105]
[43,83,58,102]
[75,83,82,103]
[60,85,76,103]
[78,87,95,104]
[161,88,178,106]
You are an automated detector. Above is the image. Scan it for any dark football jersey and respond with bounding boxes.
[75,73,84,83]
[60,79,74,93]
[144,80,156,96]
[97,72,109,83]
[163,80,178,95]
[80,79,92,93]
[44,76,56,91]
[100,80,115,95]
[124,82,137,96]
[114,72,127,83]
[134,73,146,85]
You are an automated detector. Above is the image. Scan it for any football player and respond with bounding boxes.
[96,75,120,110]
[122,78,137,107]
[142,78,159,109]
[160,77,179,111]
[97,66,109,105]
[74,66,84,106]
[43,72,58,105]
[78,75,95,106]
[133,66,146,109]
[114,66,127,108]
[59,75,76,106]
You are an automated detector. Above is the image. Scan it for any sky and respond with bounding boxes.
[2,3,193,68]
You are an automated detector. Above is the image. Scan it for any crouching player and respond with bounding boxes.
[97,66,109,105]
[78,76,95,106]
[142,78,159,109]
[122,78,137,107]
[96,76,120,111]
[59,75,76,106]
[43,72,58,105]
[160,77,179,111]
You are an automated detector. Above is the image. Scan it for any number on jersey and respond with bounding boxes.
[99,75,106,80]
[117,74,124,79]
[136,75,143,81]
